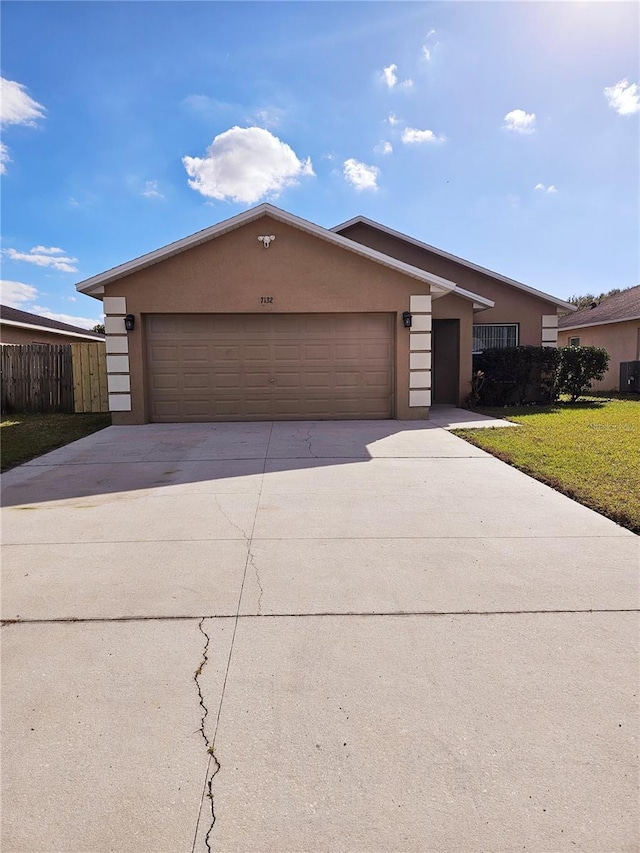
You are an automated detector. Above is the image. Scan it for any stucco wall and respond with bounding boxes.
[339,222,561,346]
[557,319,640,391]
[0,325,100,345]
[101,215,434,424]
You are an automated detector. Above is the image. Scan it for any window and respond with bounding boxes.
[472,324,518,352]
[569,337,580,347]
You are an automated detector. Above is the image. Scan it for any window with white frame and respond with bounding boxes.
[472,324,519,352]
[569,336,580,347]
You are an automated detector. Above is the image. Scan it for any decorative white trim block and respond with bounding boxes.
[542,314,559,328]
[410,352,431,370]
[108,393,132,412]
[542,341,558,348]
[409,389,431,407]
[542,330,558,343]
[103,296,127,315]
[411,314,432,333]
[105,336,129,354]
[107,374,131,393]
[409,371,431,389]
[409,332,431,351]
[410,295,432,312]
[105,316,126,335]
[106,355,130,373]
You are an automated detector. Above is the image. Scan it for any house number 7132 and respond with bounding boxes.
[260,296,274,304]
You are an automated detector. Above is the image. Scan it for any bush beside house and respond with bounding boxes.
[470,345,610,406]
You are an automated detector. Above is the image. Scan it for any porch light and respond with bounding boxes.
[124,314,135,332]
[402,311,413,328]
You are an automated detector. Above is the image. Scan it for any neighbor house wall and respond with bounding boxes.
[0,325,102,345]
[558,319,640,391]
[338,222,562,347]
[100,215,434,424]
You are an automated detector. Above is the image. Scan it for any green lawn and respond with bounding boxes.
[1,412,112,472]
[453,395,640,534]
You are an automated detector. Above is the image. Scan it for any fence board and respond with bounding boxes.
[1,344,74,413]
[71,342,108,413]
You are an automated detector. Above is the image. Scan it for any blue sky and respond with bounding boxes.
[1,1,638,328]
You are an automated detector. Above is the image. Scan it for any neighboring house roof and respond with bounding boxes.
[0,305,105,341]
[75,203,494,311]
[332,215,576,313]
[558,285,640,331]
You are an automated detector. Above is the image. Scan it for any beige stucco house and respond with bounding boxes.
[557,284,640,391]
[75,204,574,424]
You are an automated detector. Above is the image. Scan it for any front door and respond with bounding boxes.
[432,319,460,404]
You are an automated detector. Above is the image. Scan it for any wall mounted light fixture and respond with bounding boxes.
[402,311,413,328]
[124,314,135,332]
[258,235,276,248]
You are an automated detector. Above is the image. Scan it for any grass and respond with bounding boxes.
[1,412,112,472]
[452,394,640,534]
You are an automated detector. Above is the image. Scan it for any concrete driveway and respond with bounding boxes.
[2,415,638,852]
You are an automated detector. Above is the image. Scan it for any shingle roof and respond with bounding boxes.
[558,285,640,330]
[0,304,105,339]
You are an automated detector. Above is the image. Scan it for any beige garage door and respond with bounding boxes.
[146,313,394,422]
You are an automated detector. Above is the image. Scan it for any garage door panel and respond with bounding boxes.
[146,314,393,422]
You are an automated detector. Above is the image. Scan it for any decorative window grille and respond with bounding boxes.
[472,324,519,352]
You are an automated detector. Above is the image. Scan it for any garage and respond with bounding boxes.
[146,313,394,422]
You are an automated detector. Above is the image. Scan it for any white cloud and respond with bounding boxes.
[29,306,101,330]
[547,185,557,194]
[402,127,444,144]
[381,64,398,88]
[31,246,65,255]
[3,246,79,273]
[0,78,45,127]
[535,183,557,194]
[422,46,431,62]
[253,107,285,129]
[182,126,314,204]
[374,141,393,155]
[380,64,412,89]
[141,180,164,199]
[503,109,536,134]
[604,79,640,116]
[0,280,39,307]
[0,141,10,175]
[343,159,379,191]
[387,112,399,125]
[0,78,45,175]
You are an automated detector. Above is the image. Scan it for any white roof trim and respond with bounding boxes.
[75,203,488,308]
[559,315,640,332]
[332,215,577,313]
[1,318,104,340]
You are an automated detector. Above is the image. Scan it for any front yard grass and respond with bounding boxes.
[453,395,640,534]
[1,412,111,472]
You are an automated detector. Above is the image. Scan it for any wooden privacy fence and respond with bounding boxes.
[1,343,108,414]
[70,342,108,413]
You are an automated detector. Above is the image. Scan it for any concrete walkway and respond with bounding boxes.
[2,417,638,852]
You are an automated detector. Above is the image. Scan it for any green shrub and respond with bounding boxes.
[556,346,610,402]
[471,346,560,406]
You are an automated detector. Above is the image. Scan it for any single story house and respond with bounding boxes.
[0,305,105,345]
[75,203,574,424]
[557,284,640,391]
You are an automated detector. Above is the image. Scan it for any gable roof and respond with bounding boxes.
[332,215,576,313]
[0,304,105,341]
[558,285,640,331]
[75,203,493,310]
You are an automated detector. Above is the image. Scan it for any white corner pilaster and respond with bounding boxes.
[104,297,132,411]
[408,296,432,407]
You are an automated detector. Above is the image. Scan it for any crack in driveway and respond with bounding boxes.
[193,618,219,853]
